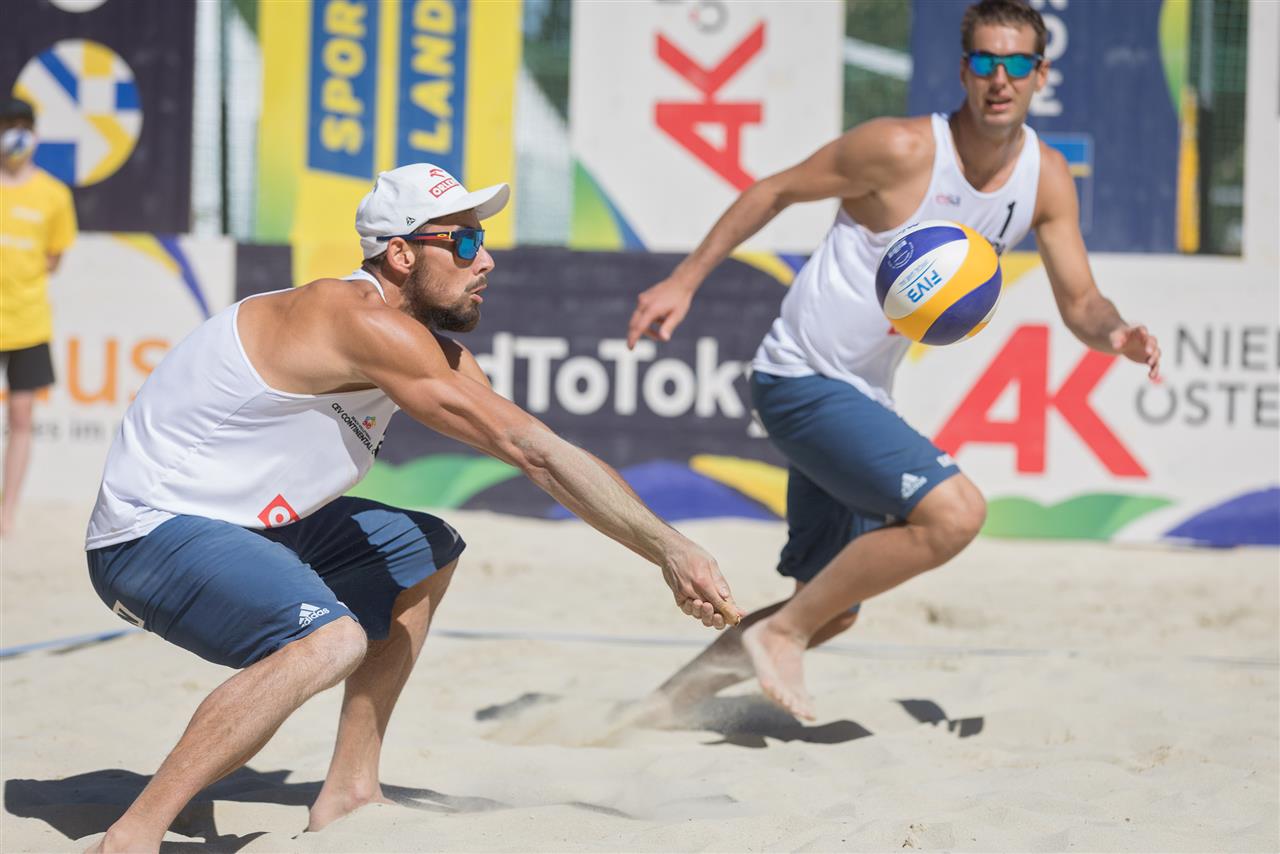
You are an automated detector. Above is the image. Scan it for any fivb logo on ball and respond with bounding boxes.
[13,39,142,187]
[875,221,1003,346]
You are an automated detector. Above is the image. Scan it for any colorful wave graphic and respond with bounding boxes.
[982,494,1174,541]
[1164,487,1280,547]
[349,455,521,509]
[569,160,645,251]
[337,453,1279,546]
[110,234,211,318]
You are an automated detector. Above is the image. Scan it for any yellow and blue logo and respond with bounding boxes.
[13,39,142,187]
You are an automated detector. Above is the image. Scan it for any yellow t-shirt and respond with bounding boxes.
[0,169,78,350]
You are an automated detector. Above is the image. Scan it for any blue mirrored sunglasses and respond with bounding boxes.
[377,227,485,261]
[965,51,1042,79]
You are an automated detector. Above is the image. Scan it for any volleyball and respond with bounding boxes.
[875,220,1002,345]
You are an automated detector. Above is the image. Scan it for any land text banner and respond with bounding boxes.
[255,0,520,281]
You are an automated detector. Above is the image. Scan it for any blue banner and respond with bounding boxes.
[908,0,1180,252]
[397,0,469,179]
[307,0,380,178]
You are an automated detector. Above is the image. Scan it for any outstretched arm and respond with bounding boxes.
[626,118,923,348]
[1034,147,1161,380]
[356,324,745,629]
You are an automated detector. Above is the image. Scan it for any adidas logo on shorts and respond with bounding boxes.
[298,603,331,627]
[901,472,927,500]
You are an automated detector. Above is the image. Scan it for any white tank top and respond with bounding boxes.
[753,113,1040,407]
[85,270,400,549]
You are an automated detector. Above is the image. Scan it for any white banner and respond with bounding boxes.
[894,253,1279,544]
[569,0,843,253]
[4,234,235,505]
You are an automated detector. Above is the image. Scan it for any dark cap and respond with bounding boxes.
[1,98,36,122]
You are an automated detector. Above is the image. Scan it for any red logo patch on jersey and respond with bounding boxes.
[258,494,299,528]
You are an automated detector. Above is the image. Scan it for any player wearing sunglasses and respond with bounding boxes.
[83,163,744,852]
[626,0,1161,724]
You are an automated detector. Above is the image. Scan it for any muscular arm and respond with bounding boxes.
[357,321,743,625]
[1034,147,1161,377]
[441,333,647,504]
[627,118,927,347]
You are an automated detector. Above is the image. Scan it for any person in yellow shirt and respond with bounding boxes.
[1,97,77,535]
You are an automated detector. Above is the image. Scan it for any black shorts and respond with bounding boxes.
[1,343,55,392]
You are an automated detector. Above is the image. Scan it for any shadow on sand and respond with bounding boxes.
[4,767,510,851]
[475,691,984,750]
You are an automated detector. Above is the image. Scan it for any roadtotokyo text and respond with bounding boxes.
[475,334,747,419]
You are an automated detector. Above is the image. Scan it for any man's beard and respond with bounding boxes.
[402,261,482,332]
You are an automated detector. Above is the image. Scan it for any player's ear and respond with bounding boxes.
[1034,58,1050,92]
[386,238,418,275]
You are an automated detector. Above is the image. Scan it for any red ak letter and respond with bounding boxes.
[933,324,1146,477]
[654,23,765,191]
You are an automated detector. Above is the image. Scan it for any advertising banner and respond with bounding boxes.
[1,235,235,503]
[256,0,521,282]
[0,0,196,232]
[347,248,1276,547]
[907,0,1185,253]
[568,0,844,252]
[352,247,790,521]
[895,253,1278,545]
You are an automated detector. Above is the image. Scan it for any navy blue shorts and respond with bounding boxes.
[750,371,960,587]
[87,497,466,669]
[2,342,55,392]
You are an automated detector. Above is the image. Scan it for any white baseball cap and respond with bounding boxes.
[355,163,510,259]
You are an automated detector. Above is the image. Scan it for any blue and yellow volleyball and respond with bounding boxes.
[874,220,1002,345]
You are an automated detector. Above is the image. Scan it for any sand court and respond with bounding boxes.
[2,503,1276,851]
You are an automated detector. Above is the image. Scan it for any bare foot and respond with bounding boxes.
[741,618,815,721]
[307,789,395,832]
[622,637,757,730]
[83,827,161,853]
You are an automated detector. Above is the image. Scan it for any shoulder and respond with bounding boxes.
[297,276,391,311]
[1036,139,1070,179]
[308,279,448,369]
[1033,139,1077,220]
[831,116,933,187]
[842,116,933,164]
[34,169,73,202]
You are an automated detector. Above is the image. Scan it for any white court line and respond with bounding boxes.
[3,626,1272,670]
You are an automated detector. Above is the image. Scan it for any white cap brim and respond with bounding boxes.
[359,183,511,258]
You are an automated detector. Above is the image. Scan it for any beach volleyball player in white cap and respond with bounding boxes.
[82,164,744,852]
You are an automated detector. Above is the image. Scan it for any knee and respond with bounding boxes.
[915,477,986,559]
[6,399,34,433]
[305,617,368,681]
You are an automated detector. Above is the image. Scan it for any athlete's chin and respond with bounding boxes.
[440,309,481,333]
[978,109,1023,129]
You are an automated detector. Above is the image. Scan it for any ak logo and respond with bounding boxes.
[934,324,1145,477]
[13,39,142,187]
